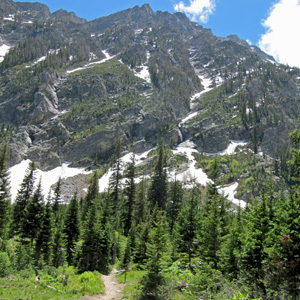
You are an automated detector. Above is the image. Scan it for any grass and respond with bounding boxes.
[0,266,104,300]
[116,269,146,299]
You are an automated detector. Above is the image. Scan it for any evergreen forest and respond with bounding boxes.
[1,129,300,300]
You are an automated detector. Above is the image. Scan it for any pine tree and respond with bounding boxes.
[219,206,242,280]
[137,211,170,300]
[82,172,99,222]
[148,138,167,210]
[266,188,300,299]
[79,201,110,273]
[109,137,123,217]
[173,188,200,265]
[132,180,148,226]
[166,178,183,231]
[52,177,62,215]
[122,154,135,235]
[238,191,270,298]
[63,193,80,265]
[21,180,45,248]
[12,161,36,235]
[52,218,65,268]
[36,199,53,264]
[198,194,223,269]
[0,144,10,248]
[133,219,150,266]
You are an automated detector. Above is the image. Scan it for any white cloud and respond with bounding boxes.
[259,0,300,68]
[174,0,215,23]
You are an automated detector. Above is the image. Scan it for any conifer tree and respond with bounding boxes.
[238,191,270,298]
[167,178,183,231]
[12,161,36,235]
[109,136,123,217]
[21,180,45,247]
[198,194,223,269]
[132,180,147,226]
[173,188,200,264]
[52,218,65,268]
[82,172,99,221]
[137,211,170,300]
[63,193,80,265]
[266,188,300,299]
[122,154,135,235]
[36,199,53,264]
[219,205,242,280]
[79,200,110,273]
[0,144,10,248]
[133,219,150,266]
[52,177,62,215]
[148,138,167,210]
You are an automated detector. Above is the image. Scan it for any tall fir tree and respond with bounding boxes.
[109,136,123,217]
[79,200,111,273]
[238,191,270,298]
[12,161,36,235]
[52,177,62,215]
[137,211,170,300]
[81,172,99,222]
[21,180,45,248]
[173,187,200,264]
[132,179,147,226]
[63,193,81,265]
[36,198,53,265]
[148,138,167,210]
[122,153,135,235]
[0,144,10,248]
[166,178,183,231]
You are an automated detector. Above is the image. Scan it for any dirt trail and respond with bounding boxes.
[81,270,125,300]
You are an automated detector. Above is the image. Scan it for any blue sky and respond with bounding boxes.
[16,0,300,68]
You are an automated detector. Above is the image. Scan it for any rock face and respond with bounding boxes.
[0,1,300,172]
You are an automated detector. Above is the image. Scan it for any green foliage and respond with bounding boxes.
[0,252,11,277]
[0,266,104,299]
[63,193,81,265]
[0,144,10,245]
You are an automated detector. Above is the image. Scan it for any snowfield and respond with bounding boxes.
[171,140,212,187]
[133,65,151,83]
[220,182,247,209]
[66,50,116,74]
[0,44,11,62]
[98,149,154,193]
[9,159,92,202]
[205,140,248,156]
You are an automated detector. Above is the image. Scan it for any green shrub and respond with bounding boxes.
[0,252,11,277]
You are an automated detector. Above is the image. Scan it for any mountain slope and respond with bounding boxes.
[1,0,300,200]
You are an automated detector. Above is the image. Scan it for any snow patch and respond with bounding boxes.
[219,182,247,208]
[0,44,11,63]
[171,141,212,187]
[25,55,46,68]
[135,29,143,35]
[9,159,92,202]
[205,140,247,156]
[3,14,14,21]
[134,65,151,83]
[180,112,199,125]
[99,148,154,193]
[67,50,116,74]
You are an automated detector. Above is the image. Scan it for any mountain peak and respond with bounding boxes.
[51,9,87,24]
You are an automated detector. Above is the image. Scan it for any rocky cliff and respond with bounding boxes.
[0,0,299,175]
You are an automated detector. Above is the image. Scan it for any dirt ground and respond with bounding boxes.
[80,271,125,300]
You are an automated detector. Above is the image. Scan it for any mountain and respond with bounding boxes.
[1,0,300,200]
